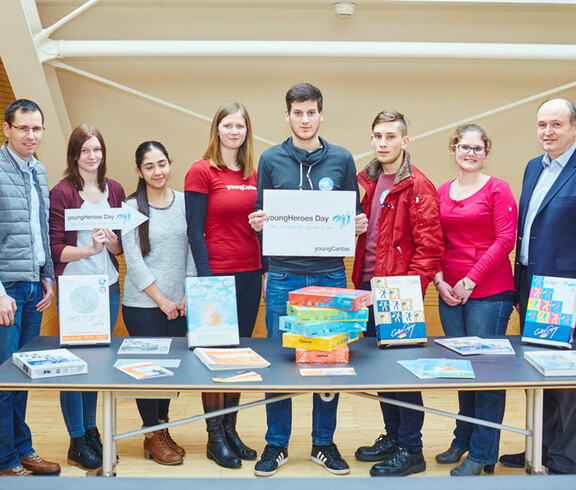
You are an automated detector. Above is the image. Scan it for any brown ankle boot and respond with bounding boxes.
[143,429,184,465]
[159,419,186,456]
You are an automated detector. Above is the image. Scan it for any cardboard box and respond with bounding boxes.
[282,331,359,351]
[288,286,373,311]
[280,315,366,337]
[286,304,369,323]
[295,346,349,363]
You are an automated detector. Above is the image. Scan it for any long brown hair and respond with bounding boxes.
[203,102,254,180]
[127,141,171,257]
[64,123,107,192]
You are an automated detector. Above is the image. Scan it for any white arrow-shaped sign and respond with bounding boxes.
[64,202,148,233]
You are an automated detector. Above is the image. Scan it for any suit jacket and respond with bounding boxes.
[515,149,576,300]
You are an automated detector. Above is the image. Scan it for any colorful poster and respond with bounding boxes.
[58,274,111,346]
[262,189,356,257]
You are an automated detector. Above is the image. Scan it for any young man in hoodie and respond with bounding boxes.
[352,110,444,477]
[249,82,367,477]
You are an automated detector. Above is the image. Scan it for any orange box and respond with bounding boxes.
[295,346,349,363]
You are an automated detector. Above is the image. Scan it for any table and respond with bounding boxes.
[0,335,573,477]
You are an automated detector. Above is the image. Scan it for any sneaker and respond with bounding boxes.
[254,445,288,477]
[370,446,426,477]
[311,443,350,475]
[356,434,398,462]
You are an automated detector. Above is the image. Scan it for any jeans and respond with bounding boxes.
[438,297,514,464]
[215,269,262,338]
[0,281,43,471]
[265,270,347,448]
[123,305,187,427]
[60,284,120,438]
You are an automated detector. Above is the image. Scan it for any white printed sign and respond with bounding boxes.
[65,202,148,233]
[58,274,111,346]
[262,189,356,257]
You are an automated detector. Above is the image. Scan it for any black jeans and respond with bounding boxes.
[122,305,187,427]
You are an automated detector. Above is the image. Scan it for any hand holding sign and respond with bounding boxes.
[65,202,148,232]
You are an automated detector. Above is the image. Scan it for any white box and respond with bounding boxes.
[13,349,88,379]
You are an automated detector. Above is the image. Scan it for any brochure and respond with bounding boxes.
[524,350,576,376]
[58,274,111,346]
[116,362,174,380]
[434,336,515,355]
[13,348,88,379]
[185,276,240,348]
[113,359,181,369]
[398,358,475,379]
[194,347,270,371]
[117,338,172,355]
[212,371,263,383]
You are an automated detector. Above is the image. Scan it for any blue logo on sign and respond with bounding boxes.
[319,177,334,191]
[332,212,351,228]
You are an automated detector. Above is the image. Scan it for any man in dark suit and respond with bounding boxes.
[500,98,576,474]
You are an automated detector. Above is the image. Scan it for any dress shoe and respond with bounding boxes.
[356,434,398,462]
[0,466,33,476]
[370,447,426,477]
[450,457,494,476]
[498,452,525,468]
[436,445,467,464]
[20,453,61,475]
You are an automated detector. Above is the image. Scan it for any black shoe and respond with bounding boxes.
[450,457,495,476]
[254,445,288,477]
[356,434,398,462]
[67,435,102,471]
[436,445,467,464]
[223,395,257,460]
[85,427,103,459]
[310,443,350,475]
[204,407,241,469]
[370,446,426,477]
[499,452,525,468]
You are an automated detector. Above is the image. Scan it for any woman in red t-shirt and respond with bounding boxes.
[185,102,261,469]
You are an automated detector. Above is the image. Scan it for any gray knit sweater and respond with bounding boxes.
[122,190,196,308]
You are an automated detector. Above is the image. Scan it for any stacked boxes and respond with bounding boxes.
[281,286,373,361]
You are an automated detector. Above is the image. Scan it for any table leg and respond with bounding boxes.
[526,389,534,471]
[531,389,544,474]
[102,391,115,477]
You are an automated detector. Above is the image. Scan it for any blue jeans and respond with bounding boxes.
[265,270,346,448]
[0,281,43,471]
[60,285,120,437]
[438,297,513,465]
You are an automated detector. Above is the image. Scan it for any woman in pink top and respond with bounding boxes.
[433,124,517,476]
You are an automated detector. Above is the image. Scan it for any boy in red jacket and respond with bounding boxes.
[352,110,444,477]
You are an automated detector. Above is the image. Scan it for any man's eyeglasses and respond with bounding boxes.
[9,124,45,135]
[454,144,486,156]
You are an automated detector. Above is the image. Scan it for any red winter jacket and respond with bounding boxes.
[352,153,444,297]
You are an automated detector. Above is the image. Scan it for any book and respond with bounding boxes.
[398,359,475,379]
[58,274,111,346]
[194,347,270,371]
[279,315,366,338]
[185,276,240,348]
[286,304,369,323]
[288,286,373,311]
[524,350,576,376]
[282,331,359,351]
[371,276,427,346]
[435,337,515,356]
[116,362,174,380]
[522,275,576,348]
[117,338,172,355]
[13,349,88,379]
[295,346,349,363]
[299,367,357,376]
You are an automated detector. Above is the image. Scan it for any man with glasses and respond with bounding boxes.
[0,99,60,476]
[249,82,367,477]
[351,109,443,476]
[499,98,576,475]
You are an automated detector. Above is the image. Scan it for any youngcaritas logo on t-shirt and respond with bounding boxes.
[226,184,257,191]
